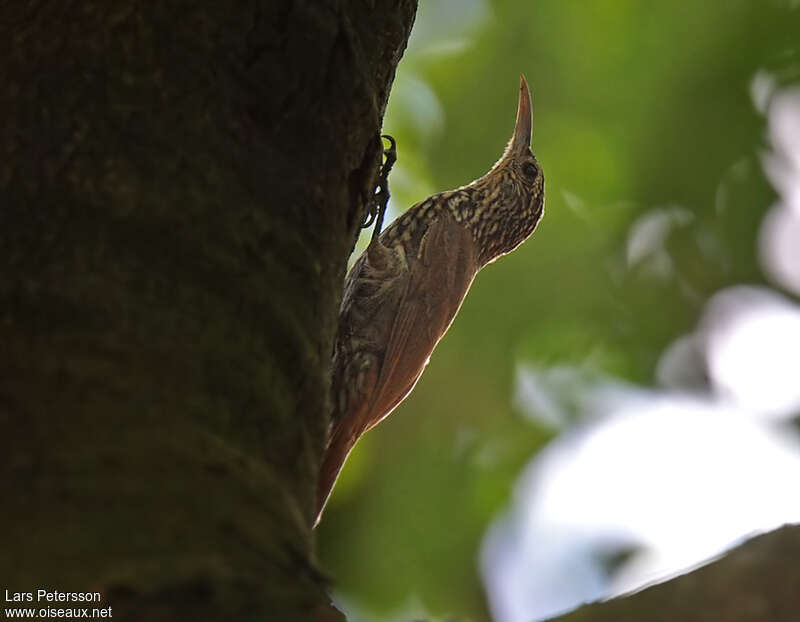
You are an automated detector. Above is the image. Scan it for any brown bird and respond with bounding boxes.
[316,75,544,525]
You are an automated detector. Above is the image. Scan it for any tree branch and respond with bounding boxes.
[548,525,800,622]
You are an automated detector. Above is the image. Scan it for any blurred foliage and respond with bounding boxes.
[317,1,800,620]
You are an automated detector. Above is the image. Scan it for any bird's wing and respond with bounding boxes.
[367,213,478,430]
[316,214,477,524]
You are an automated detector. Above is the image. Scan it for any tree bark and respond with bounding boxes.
[1,2,416,620]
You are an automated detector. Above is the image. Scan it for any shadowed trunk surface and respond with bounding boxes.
[0,2,416,620]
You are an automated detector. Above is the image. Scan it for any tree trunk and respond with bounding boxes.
[1,2,416,620]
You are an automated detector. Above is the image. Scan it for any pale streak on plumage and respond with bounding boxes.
[316,76,544,525]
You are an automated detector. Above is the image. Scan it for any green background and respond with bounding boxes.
[316,2,800,620]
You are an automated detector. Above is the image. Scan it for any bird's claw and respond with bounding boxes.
[362,134,397,241]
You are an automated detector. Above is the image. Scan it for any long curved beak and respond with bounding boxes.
[509,74,532,155]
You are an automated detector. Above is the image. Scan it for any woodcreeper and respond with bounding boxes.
[316,76,544,525]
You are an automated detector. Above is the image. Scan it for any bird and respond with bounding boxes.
[316,75,544,525]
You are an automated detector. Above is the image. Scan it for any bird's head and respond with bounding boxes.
[469,75,545,266]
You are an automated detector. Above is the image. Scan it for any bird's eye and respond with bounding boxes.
[522,162,538,179]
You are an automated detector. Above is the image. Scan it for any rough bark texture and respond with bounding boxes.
[1,2,416,620]
[547,525,800,622]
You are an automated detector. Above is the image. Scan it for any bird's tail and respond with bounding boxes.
[314,420,358,527]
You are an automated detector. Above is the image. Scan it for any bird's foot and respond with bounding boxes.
[362,134,397,241]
